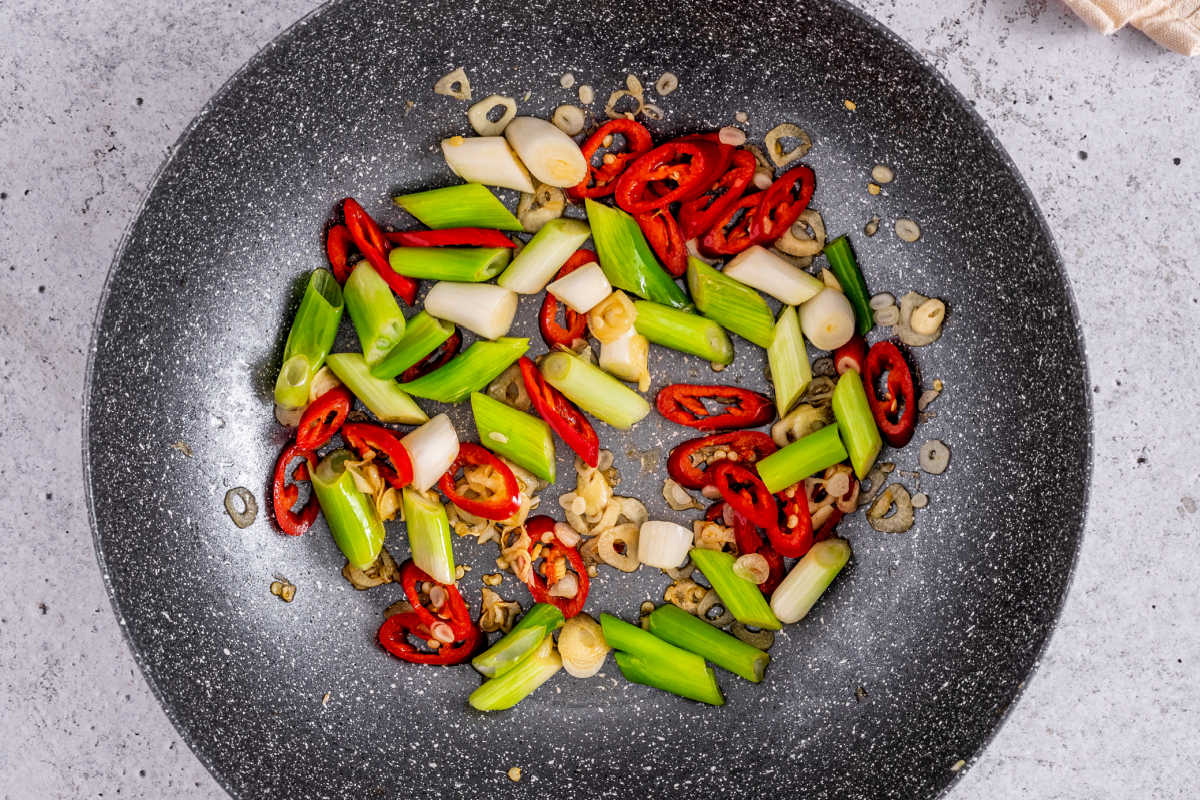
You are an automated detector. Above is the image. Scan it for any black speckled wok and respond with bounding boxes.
[84,1,1091,797]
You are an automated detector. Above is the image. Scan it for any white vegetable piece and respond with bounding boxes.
[504,116,588,187]
[557,613,610,678]
[799,287,856,351]
[770,537,851,624]
[424,281,518,340]
[637,521,693,570]
[598,326,650,391]
[723,245,824,305]
[546,262,611,314]
[441,136,535,193]
[496,218,590,294]
[401,414,460,492]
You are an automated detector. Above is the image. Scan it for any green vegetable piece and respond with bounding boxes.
[273,269,344,409]
[468,637,562,711]
[399,337,529,404]
[632,300,734,365]
[585,198,691,309]
[344,262,407,367]
[831,370,882,479]
[471,603,565,679]
[823,236,873,336]
[325,353,429,424]
[393,183,522,231]
[688,549,781,631]
[685,257,776,348]
[754,422,848,494]
[310,449,386,570]
[369,312,455,380]
[401,488,455,585]
[470,392,556,482]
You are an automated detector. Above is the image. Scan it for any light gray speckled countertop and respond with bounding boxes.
[1,1,1197,797]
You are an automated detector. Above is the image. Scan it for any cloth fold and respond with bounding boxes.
[1062,0,1200,54]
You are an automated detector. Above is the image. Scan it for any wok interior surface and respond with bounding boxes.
[85,1,1090,797]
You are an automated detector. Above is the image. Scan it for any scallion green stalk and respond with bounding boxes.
[539,350,651,429]
[471,603,565,678]
[468,637,562,711]
[584,198,691,309]
[399,337,529,404]
[401,488,455,585]
[754,422,848,493]
[496,218,591,294]
[310,449,385,570]
[688,549,781,631]
[768,305,812,416]
[633,300,734,365]
[369,312,455,380]
[599,613,724,706]
[324,353,429,424]
[686,257,776,348]
[646,604,769,683]
[387,246,511,282]
[469,392,556,482]
[274,269,344,409]
[831,370,882,480]
[823,236,873,336]
[393,183,522,231]
[770,538,852,624]
[344,262,407,367]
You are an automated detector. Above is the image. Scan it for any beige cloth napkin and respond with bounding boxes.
[1063,0,1200,54]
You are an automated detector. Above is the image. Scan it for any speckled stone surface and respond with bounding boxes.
[1,1,1197,798]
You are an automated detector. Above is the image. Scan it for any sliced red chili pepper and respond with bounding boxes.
[342,197,418,306]
[340,422,414,489]
[813,508,845,543]
[567,119,654,201]
[749,165,816,245]
[698,191,763,257]
[770,481,814,558]
[667,431,777,490]
[325,223,355,283]
[538,249,595,349]
[706,461,778,532]
[730,510,785,596]
[378,610,480,665]
[678,149,757,241]
[437,443,522,521]
[522,515,590,618]
[399,330,461,383]
[656,383,774,431]
[294,386,352,451]
[271,443,318,536]
[635,207,688,277]
[614,139,724,214]
[834,334,868,376]
[518,356,600,468]
[384,227,515,248]
[865,341,917,447]
[399,559,474,639]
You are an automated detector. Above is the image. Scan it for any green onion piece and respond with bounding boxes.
[369,312,455,380]
[633,300,734,365]
[468,637,562,711]
[399,337,529,404]
[823,236,873,336]
[646,604,769,683]
[274,269,344,408]
[470,392,556,482]
[496,218,591,294]
[539,350,651,429]
[471,603,565,678]
[393,183,523,231]
[584,198,691,309]
[344,262,407,367]
[401,487,455,584]
[599,614,724,706]
[387,246,511,282]
[324,353,429,424]
[767,305,812,416]
[310,449,385,570]
[831,370,882,479]
[770,538,852,624]
[688,549,781,631]
[685,257,776,348]
[755,422,849,494]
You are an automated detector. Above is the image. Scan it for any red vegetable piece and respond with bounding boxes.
[698,192,763,256]
[666,431,777,490]
[342,197,418,306]
[340,422,415,490]
[378,610,479,665]
[749,165,816,244]
[437,443,522,521]
[813,508,845,543]
[518,356,600,468]
[399,559,474,640]
[567,119,654,201]
[384,227,515,248]
[864,341,917,447]
[706,461,778,533]
[635,207,688,277]
[613,139,724,214]
[656,383,774,431]
[325,224,355,283]
[678,149,757,240]
[294,386,352,451]
[833,334,868,376]
[538,249,595,349]
[522,515,591,618]
[770,482,814,558]
[271,443,318,536]
[399,330,461,383]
